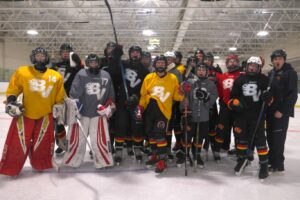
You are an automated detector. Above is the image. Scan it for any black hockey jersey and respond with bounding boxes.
[52,60,82,96]
[230,73,269,119]
[117,60,149,105]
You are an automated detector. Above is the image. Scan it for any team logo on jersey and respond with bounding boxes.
[125,68,141,88]
[57,68,71,83]
[242,83,260,102]
[29,78,55,98]
[85,82,106,100]
[222,78,234,90]
[151,86,170,103]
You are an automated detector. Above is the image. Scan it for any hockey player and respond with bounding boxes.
[228,56,270,180]
[176,63,218,168]
[100,42,124,154]
[141,51,153,72]
[203,52,222,157]
[51,43,83,156]
[138,55,184,173]
[164,51,183,160]
[213,54,242,161]
[266,50,298,174]
[194,48,205,63]
[63,53,115,168]
[0,47,65,176]
[174,51,186,75]
[114,45,149,164]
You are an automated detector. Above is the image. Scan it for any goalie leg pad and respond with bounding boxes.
[63,117,89,168]
[0,116,34,176]
[29,114,55,171]
[90,116,114,168]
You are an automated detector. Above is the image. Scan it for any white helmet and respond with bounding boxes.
[164,51,176,58]
[247,56,262,66]
[246,56,262,75]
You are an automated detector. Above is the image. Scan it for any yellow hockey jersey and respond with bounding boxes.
[176,64,186,75]
[139,72,184,120]
[6,66,66,119]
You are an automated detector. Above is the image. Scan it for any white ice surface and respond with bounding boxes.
[0,95,299,200]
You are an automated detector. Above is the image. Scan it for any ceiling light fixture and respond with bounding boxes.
[257,30,269,36]
[214,56,220,59]
[27,30,38,35]
[143,29,155,36]
[147,45,156,51]
[229,47,237,51]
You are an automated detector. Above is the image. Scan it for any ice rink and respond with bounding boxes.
[0,95,299,200]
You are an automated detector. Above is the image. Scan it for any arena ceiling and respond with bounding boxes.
[0,0,300,60]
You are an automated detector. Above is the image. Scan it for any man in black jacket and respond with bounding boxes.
[266,49,298,174]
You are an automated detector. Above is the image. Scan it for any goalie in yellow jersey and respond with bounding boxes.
[0,47,65,176]
[138,55,184,173]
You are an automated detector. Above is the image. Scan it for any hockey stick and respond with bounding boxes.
[104,0,129,101]
[194,99,202,172]
[183,94,189,176]
[237,69,275,175]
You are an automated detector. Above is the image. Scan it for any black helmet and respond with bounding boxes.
[104,41,116,57]
[30,47,50,72]
[142,51,151,58]
[30,47,50,65]
[60,43,73,52]
[85,53,100,74]
[270,49,287,61]
[186,56,197,66]
[153,55,167,73]
[195,63,209,79]
[128,45,142,61]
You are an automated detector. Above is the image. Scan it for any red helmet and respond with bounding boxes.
[226,54,240,73]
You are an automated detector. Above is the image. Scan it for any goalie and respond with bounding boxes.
[0,47,65,176]
[63,53,115,168]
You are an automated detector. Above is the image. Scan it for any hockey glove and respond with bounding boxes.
[195,89,209,102]
[180,81,192,94]
[112,45,124,58]
[97,104,113,118]
[71,53,81,67]
[53,104,65,125]
[228,98,243,112]
[127,94,139,107]
[134,105,144,121]
[261,91,273,105]
[5,101,24,117]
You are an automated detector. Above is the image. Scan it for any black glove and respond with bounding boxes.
[195,89,209,102]
[127,94,139,107]
[261,91,272,103]
[228,98,243,112]
[112,45,124,58]
[71,53,81,65]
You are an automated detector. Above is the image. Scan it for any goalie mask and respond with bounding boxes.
[153,55,167,73]
[85,53,100,74]
[226,54,240,73]
[30,47,50,72]
[246,56,262,76]
[129,45,142,62]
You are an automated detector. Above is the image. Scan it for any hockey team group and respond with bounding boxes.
[0,42,298,182]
